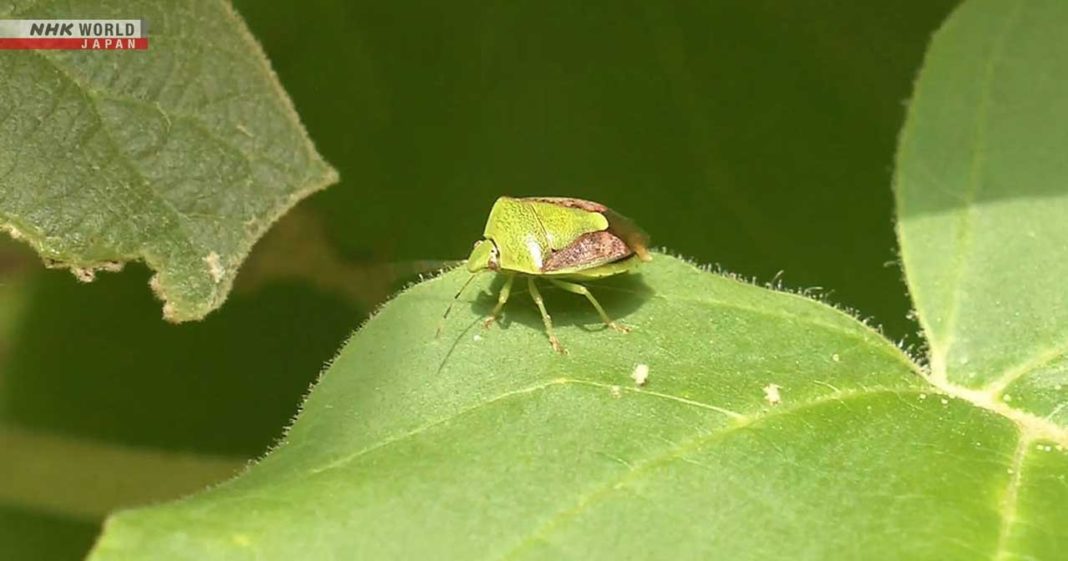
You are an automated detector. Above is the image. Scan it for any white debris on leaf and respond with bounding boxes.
[1,224,23,240]
[832,353,840,362]
[67,260,124,283]
[631,364,649,386]
[763,383,782,406]
[204,252,225,283]
[71,267,96,282]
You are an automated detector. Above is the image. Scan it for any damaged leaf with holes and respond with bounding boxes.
[0,0,337,321]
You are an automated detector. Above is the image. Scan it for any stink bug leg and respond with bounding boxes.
[445,196,650,352]
[483,272,515,328]
[546,278,629,333]
[526,277,565,354]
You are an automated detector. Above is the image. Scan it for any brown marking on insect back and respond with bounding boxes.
[523,197,607,213]
[603,208,652,261]
[542,230,632,272]
[524,197,652,262]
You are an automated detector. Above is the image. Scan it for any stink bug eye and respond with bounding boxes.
[438,196,650,353]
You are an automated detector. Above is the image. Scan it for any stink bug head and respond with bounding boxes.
[466,239,499,273]
[436,239,497,337]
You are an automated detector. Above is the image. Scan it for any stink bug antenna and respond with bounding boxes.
[436,272,479,338]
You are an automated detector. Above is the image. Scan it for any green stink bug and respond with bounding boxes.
[442,196,651,353]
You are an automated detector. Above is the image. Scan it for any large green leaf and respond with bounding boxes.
[0,0,336,321]
[895,0,1068,557]
[89,254,1062,560]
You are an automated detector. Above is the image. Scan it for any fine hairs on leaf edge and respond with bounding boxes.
[883,211,933,374]
[248,260,464,470]
[654,247,926,369]
[96,242,395,526]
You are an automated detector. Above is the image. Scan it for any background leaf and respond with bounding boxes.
[897,0,1068,392]
[0,0,337,321]
[91,254,1054,560]
[895,0,1068,556]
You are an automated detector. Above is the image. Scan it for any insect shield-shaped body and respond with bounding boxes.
[444,196,651,353]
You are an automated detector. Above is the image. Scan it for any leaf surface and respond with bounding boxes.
[90,254,1062,560]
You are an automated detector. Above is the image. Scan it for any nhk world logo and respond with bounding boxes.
[0,19,147,50]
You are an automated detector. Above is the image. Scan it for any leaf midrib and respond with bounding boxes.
[24,50,198,258]
[907,0,1026,384]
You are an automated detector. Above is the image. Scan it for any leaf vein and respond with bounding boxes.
[984,338,1068,397]
[26,51,200,252]
[992,434,1030,561]
[497,386,929,560]
[929,0,1025,380]
[307,379,568,475]
[308,377,745,477]
[588,282,917,374]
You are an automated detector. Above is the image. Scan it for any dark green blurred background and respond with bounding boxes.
[0,1,958,558]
